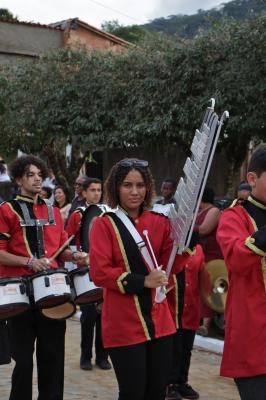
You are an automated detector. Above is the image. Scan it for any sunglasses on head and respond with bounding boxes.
[117,159,149,168]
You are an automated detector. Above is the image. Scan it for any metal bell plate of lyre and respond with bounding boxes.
[169,99,229,254]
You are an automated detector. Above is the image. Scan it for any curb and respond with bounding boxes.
[194,334,224,355]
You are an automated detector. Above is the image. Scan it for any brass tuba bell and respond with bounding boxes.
[199,259,228,314]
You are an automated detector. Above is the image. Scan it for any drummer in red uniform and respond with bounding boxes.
[166,244,204,400]
[89,158,189,400]
[66,177,111,371]
[0,155,87,400]
[217,144,266,400]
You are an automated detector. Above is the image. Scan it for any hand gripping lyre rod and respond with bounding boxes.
[142,230,168,303]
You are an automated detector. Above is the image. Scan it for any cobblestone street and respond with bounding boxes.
[0,319,239,399]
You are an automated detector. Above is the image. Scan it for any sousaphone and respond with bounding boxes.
[199,259,228,314]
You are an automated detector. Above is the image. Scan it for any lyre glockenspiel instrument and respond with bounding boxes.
[155,99,229,303]
[168,98,229,254]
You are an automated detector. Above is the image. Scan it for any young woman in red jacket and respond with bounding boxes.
[90,158,188,400]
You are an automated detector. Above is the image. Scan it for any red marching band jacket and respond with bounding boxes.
[167,244,205,330]
[89,210,189,348]
[65,208,83,249]
[217,205,266,378]
[0,196,68,278]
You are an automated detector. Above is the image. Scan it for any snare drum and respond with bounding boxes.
[0,277,30,320]
[31,269,71,309]
[41,301,76,320]
[69,267,103,305]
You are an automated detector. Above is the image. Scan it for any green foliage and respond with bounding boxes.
[0,15,265,187]
[101,20,147,44]
[0,8,17,21]
[142,0,266,38]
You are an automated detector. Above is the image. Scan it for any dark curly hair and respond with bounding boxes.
[9,155,48,181]
[104,158,155,209]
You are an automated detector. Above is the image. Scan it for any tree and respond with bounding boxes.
[0,8,17,21]
[101,20,147,43]
[0,15,265,191]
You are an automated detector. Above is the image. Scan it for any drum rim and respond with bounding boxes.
[0,277,28,285]
[75,288,103,305]
[0,303,31,320]
[69,266,89,276]
[75,288,102,296]
[35,293,72,309]
[30,268,68,280]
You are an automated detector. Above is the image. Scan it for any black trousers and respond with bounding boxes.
[8,310,66,400]
[0,320,11,364]
[234,375,266,400]
[108,334,173,400]
[168,329,196,385]
[80,304,108,361]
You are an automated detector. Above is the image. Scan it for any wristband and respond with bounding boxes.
[26,256,35,269]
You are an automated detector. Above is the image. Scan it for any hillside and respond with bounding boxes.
[142,0,266,38]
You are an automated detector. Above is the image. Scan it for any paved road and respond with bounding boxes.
[0,318,239,399]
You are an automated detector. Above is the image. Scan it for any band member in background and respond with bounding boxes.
[155,179,177,205]
[217,144,266,400]
[54,185,71,225]
[194,187,223,336]
[66,177,111,371]
[166,244,204,400]
[89,158,189,400]
[0,155,87,400]
[67,175,88,219]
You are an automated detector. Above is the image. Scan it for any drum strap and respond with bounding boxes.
[18,200,55,227]
[115,208,167,303]
[115,209,155,271]
[18,200,55,258]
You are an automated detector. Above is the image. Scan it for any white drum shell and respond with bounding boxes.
[70,268,102,304]
[32,272,71,303]
[72,271,100,298]
[0,282,30,307]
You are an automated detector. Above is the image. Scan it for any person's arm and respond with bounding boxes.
[0,246,32,268]
[55,208,88,265]
[247,225,266,254]
[197,207,221,236]
[0,243,55,273]
[65,211,81,239]
[0,204,50,272]
[59,248,88,265]
[217,208,263,274]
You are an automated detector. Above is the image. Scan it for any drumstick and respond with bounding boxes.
[49,235,75,261]
[165,285,175,294]
[143,230,160,270]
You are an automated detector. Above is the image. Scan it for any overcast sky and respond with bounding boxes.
[1,0,232,28]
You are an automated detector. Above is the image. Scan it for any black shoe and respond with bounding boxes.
[96,359,112,370]
[177,383,199,399]
[80,356,92,371]
[165,384,182,400]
